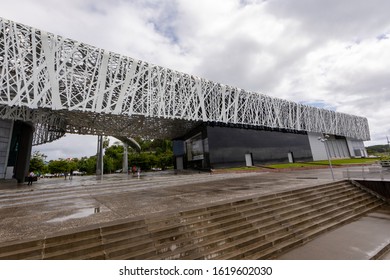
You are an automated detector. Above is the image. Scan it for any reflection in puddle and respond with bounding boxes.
[48,207,101,223]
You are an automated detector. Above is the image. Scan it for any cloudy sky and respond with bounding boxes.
[2,0,390,160]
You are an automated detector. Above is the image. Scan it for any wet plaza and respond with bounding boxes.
[0,166,389,259]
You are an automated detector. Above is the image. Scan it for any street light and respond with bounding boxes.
[318,134,335,181]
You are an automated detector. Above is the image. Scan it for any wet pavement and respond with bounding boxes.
[276,206,390,259]
[0,165,389,259]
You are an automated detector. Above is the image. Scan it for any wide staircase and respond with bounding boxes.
[0,180,386,260]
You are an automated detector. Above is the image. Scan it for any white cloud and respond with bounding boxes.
[33,134,99,160]
[2,0,390,160]
[265,0,390,41]
[273,37,390,142]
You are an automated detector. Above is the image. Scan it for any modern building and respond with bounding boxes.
[173,122,368,170]
[0,17,369,181]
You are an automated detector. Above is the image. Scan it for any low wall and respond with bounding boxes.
[356,180,390,199]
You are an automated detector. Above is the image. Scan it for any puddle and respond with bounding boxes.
[48,207,102,223]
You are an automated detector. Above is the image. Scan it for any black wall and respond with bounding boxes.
[207,126,313,168]
[7,121,34,183]
[356,180,390,199]
[173,124,209,170]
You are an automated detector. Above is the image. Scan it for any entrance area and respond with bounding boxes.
[245,153,253,166]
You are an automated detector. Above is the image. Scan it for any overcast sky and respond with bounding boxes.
[2,0,390,160]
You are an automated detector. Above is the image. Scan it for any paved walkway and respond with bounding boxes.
[276,206,390,260]
[0,165,389,259]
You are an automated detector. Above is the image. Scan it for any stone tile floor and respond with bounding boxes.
[1,165,389,259]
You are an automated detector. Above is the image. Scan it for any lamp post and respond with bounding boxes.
[96,135,104,179]
[318,134,335,181]
[387,136,390,156]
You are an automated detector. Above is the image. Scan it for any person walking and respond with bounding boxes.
[137,167,141,179]
[27,171,35,185]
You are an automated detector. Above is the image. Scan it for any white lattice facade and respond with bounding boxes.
[0,17,370,146]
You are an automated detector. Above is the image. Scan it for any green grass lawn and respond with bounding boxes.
[266,158,378,169]
[214,158,379,171]
[217,166,259,171]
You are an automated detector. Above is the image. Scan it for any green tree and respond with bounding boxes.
[77,156,97,174]
[103,156,115,173]
[366,145,389,155]
[47,159,69,174]
[67,159,78,172]
[104,144,124,171]
[152,139,172,153]
[154,139,173,169]
[29,151,47,174]
[157,151,174,170]
[126,138,174,171]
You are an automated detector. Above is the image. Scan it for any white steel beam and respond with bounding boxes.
[0,17,370,145]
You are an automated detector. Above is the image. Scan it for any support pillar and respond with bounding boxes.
[122,143,128,174]
[6,121,34,183]
[0,119,14,179]
[96,135,104,177]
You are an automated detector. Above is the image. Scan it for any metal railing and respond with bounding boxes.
[343,165,390,181]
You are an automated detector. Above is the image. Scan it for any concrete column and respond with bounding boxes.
[8,121,34,183]
[96,135,104,176]
[0,119,13,179]
[122,143,128,174]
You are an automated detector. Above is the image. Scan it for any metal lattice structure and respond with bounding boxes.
[0,17,370,145]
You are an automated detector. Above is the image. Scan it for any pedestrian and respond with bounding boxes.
[137,167,141,179]
[27,171,35,185]
[64,172,68,180]
[69,169,73,180]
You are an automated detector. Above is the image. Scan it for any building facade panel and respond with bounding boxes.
[346,138,368,158]
[308,132,365,161]
[207,126,313,168]
[308,132,328,161]
[0,119,12,179]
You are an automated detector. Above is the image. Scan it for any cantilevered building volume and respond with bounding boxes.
[0,17,369,179]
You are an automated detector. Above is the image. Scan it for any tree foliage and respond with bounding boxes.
[77,156,97,174]
[104,144,124,172]
[128,139,173,171]
[366,144,390,154]
[29,151,47,173]
[47,159,69,174]
[30,138,174,175]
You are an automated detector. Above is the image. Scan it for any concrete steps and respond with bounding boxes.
[168,192,380,260]
[214,198,381,260]
[371,242,390,260]
[0,180,385,260]
[145,183,362,259]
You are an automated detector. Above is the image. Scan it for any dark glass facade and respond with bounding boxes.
[173,124,313,169]
[207,126,313,168]
[7,121,34,182]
